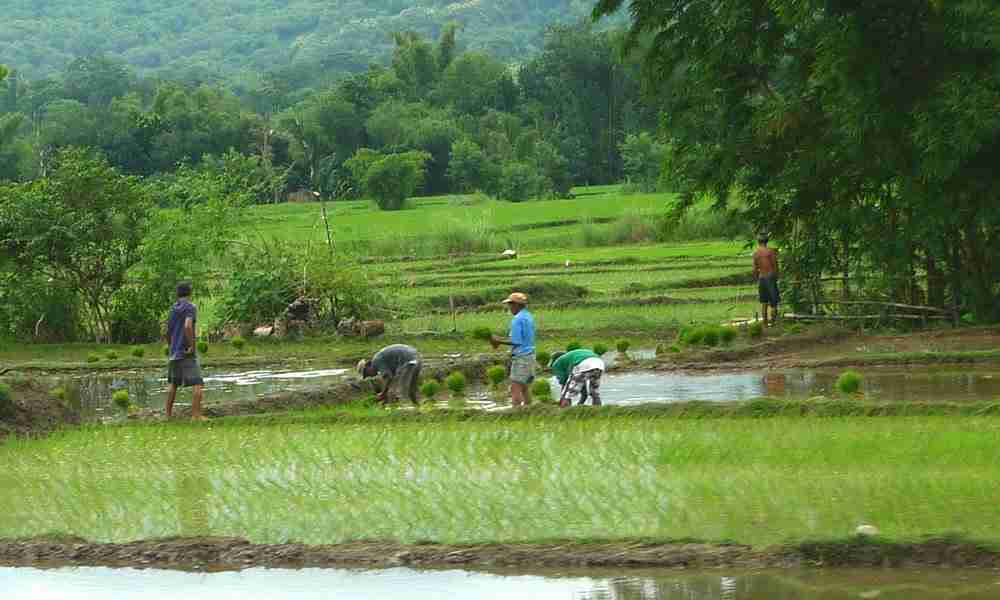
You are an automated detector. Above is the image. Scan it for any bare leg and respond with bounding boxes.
[511,382,526,408]
[166,383,178,419]
[191,384,205,420]
[523,381,532,407]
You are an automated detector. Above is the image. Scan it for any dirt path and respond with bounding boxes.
[1,537,997,572]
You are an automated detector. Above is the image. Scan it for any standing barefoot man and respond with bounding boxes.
[165,282,206,420]
[753,234,781,327]
[491,292,535,409]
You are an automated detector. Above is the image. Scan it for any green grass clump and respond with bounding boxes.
[536,351,551,368]
[231,336,247,351]
[420,380,441,400]
[471,326,493,342]
[702,328,720,347]
[593,343,609,356]
[130,346,145,359]
[49,387,67,402]
[105,349,119,361]
[86,353,100,363]
[836,371,864,395]
[616,339,631,353]
[0,383,13,418]
[669,345,682,353]
[487,366,507,388]
[566,341,582,352]
[531,379,553,403]
[111,390,130,411]
[445,372,467,395]
[197,341,209,355]
[720,327,737,345]
[749,322,764,338]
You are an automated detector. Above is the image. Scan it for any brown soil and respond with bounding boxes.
[0,378,80,442]
[0,537,996,572]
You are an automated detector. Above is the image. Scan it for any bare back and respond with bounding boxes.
[753,246,779,278]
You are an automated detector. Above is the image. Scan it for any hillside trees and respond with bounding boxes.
[345,149,431,211]
[595,0,1000,319]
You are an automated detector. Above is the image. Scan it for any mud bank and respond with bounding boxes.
[0,379,79,442]
[1,537,997,572]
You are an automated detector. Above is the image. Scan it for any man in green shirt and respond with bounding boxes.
[549,349,606,407]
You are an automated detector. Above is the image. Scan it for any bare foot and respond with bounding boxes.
[190,415,209,422]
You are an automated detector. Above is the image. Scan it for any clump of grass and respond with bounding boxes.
[231,336,247,351]
[105,349,119,361]
[471,327,493,342]
[197,341,209,355]
[566,341,582,352]
[130,346,145,359]
[836,371,864,395]
[531,379,553,403]
[593,343,609,356]
[112,389,130,411]
[86,353,100,363]
[445,372,467,396]
[49,387,67,402]
[669,345,682,353]
[749,322,764,338]
[720,327,737,345]
[702,328,720,347]
[0,383,13,418]
[487,366,507,389]
[420,380,441,400]
[616,339,631,354]
[536,351,551,368]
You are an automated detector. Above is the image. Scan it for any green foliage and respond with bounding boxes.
[530,379,553,402]
[620,133,666,192]
[487,366,507,388]
[681,325,735,348]
[105,350,119,361]
[616,339,631,353]
[447,138,488,193]
[111,389,130,411]
[566,341,582,352]
[720,327,737,345]
[536,351,552,368]
[197,341,209,355]
[836,371,864,396]
[130,346,145,359]
[702,328,720,348]
[231,337,247,351]
[592,343,609,356]
[749,322,764,338]
[346,149,432,211]
[471,327,493,342]
[162,345,170,357]
[445,371,467,396]
[49,387,67,402]
[498,161,545,202]
[420,380,441,400]
[0,383,12,418]
[86,353,100,363]
[668,345,681,354]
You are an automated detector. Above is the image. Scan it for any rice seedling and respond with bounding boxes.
[486,366,507,389]
[197,341,209,355]
[471,327,493,342]
[105,350,119,361]
[616,339,631,353]
[420,380,441,400]
[719,327,737,345]
[130,346,145,359]
[231,337,247,351]
[749,322,764,338]
[592,343,609,356]
[566,341,582,351]
[536,351,551,368]
[86,353,100,363]
[836,371,864,395]
[531,379,554,403]
[445,372,467,396]
[111,390,130,411]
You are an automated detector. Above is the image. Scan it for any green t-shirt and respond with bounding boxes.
[551,349,599,385]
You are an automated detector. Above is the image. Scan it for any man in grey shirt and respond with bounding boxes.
[357,344,422,404]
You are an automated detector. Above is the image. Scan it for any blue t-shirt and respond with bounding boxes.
[167,299,197,361]
[509,309,535,357]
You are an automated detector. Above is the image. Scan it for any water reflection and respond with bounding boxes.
[1,567,997,600]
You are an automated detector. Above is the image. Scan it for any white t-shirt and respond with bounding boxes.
[573,357,605,375]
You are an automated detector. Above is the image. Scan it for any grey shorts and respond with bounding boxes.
[168,357,204,387]
[510,353,536,385]
[758,275,781,307]
[394,360,422,404]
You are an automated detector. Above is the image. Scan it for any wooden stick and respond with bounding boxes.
[810,301,950,314]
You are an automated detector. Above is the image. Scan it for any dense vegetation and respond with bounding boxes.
[1,0,602,84]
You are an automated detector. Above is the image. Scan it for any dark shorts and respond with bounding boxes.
[168,357,204,387]
[758,275,781,307]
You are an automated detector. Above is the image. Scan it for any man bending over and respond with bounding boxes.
[358,344,423,404]
[550,349,606,408]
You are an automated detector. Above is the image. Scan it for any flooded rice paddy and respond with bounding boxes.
[2,566,998,599]
[60,365,1000,417]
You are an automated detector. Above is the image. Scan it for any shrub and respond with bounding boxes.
[420,380,441,399]
[197,340,209,355]
[471,326,493,342]
[487,365,507,388]
[231,336,247,351]
[112,389,130,411]
[445,371,467,395]
[748,322,764,338]
[86,353,100,363]
[536,351,551,368]
[836,371,864,395]
[616,339,631,353]
[720,327,738,345]
[531,379,553,403]
[593,343,609,356]
[105,349,119,360]
[130,346,145,358]
[566,341,582,352]
[0,383,13,418]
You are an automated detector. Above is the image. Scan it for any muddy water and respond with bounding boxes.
[554,368,1000,406]
[66,368,349,419]
[2,566,998,599]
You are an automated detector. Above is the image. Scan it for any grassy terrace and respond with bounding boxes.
[2,411,998,547]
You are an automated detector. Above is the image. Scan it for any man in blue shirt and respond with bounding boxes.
[491,292,535,408]
[165,282,205,420]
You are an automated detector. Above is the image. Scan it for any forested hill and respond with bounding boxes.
[2,0,599,83]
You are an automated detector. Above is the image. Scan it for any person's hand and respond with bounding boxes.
[376,391,387,403]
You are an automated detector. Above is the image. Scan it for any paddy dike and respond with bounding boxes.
[1,536,998,572]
